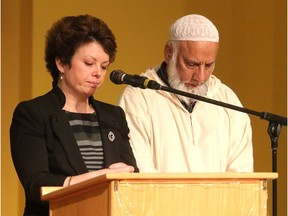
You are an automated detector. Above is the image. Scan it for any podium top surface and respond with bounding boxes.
[102,172,278,181]
[41,172,277,201]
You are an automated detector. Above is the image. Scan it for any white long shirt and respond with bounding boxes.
[118,66,254,173]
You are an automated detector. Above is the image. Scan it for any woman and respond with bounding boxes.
[10,14,138,216]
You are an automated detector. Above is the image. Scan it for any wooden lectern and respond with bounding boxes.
[41,172,277,216]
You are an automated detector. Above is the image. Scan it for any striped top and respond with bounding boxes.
[66,111,104,171]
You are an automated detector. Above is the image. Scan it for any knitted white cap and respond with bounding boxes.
[169,14,219,42]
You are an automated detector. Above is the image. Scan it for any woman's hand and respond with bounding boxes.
[64,162,134,187]
[108,162,135,173]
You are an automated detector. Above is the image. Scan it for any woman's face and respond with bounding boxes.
[57,41,110,99]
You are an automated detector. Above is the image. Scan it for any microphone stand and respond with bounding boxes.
[153,84,287,216]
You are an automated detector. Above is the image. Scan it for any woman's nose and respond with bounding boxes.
[92,66,102,78]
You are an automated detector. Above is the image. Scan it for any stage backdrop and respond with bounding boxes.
[2,0,287,215]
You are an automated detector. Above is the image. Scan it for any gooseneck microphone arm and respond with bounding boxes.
[159,85,287,126]
[110,70,287,216]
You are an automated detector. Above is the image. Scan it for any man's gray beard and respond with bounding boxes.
[167,59,209,106]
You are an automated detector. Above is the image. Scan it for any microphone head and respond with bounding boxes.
[110,69,161,90]
[110,70,124,84]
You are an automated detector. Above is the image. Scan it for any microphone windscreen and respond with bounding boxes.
[110,70,124,84]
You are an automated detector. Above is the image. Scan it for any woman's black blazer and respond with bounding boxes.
[10,86,138,215]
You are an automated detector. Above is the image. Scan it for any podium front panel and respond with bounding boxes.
[110,179,267,216]
[41,173,277,216]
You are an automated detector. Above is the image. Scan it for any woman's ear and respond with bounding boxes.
[55,58,65,73]
[164,42,173,63]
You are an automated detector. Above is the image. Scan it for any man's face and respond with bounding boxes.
[166,41,219,104]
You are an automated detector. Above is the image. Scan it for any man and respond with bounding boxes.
[119,14,253,173]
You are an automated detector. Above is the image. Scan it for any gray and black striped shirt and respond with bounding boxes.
[66,112,104,171]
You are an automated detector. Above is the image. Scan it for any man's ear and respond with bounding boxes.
[164,42,173,63]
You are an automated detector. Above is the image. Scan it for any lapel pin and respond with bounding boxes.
[108,131,115,141]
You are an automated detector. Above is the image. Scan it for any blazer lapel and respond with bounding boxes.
[100,126,121,166]
[92,101,121,166]
[51,111,88,174]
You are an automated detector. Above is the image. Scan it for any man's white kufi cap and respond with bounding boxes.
[169,14,219,42]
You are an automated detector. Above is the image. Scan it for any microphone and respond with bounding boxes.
[110,70,161,90]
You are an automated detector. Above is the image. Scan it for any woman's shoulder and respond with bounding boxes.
[14,89,62,114]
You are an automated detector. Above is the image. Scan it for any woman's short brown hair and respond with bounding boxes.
[45,14,117,83]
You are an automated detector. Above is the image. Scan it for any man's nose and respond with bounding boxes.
[194,65,206,83]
